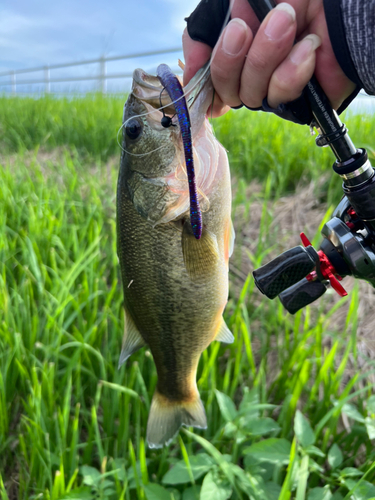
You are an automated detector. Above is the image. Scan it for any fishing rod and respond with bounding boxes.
[251,0,375,314]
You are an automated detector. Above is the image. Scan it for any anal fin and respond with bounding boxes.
[215,318,234,344]
[118,308,146,368]
[182,222,219,281]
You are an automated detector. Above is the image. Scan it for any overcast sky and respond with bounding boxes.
[0,0,201,93]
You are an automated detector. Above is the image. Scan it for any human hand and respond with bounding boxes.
[183,0,356,117]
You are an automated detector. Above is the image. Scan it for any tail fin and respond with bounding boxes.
[147,389,207,449]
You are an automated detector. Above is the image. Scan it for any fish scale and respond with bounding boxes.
[116,64,234,448]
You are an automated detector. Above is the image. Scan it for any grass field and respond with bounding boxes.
[1,95,375,500]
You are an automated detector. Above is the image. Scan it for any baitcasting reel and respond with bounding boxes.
[253,148,375,313]
[249,0,375,314]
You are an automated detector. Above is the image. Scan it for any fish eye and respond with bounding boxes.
[125,119,142,140]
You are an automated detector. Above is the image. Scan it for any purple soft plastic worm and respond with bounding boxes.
[157,64,202,240]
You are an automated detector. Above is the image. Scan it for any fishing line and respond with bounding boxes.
[117,0,237,157]
[117,120,166,157]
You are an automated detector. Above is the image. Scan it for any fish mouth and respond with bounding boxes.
[131,62,212,126]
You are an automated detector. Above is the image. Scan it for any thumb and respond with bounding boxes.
[182,28,212,86]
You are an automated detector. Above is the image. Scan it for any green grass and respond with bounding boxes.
[1,96,375,500]
[1,93,374,194]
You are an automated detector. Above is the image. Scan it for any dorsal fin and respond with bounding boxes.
[118,308,146,368]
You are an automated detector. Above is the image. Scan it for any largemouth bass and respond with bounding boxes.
[116,64,235,448]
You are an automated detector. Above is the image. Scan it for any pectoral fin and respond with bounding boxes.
[182,222,219,281]
[215,318,234,344]
[118,308,146,368]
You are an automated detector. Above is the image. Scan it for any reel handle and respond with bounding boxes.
[253,245,318,299]
[279,278,327,315]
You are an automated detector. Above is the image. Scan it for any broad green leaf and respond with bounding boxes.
[365,417,375,439]
[343,479,375,500]
[307,486,332,500]
[264,481,282,500]
[342,403,365,423]
[223,422,238,438]
[112,458,127,481]
[144,483,172,500]
[59,487,93,499]
[328,444,343,469]
[243,417,280,436]
[308,458,324,474]
[80,465,101,486]
[182,486,201,500]
[239,387,260,418]
[215,390,237,422]
[223,422,246,444]
[162,454,214,485]
[244,438,291,465]
[102,479,114,489]
[168,488,181,500]
[331,492,344,500]
[339,467,363,478]
[305,445,325,458]
[200,471,232,500]
[294,410,315,448]
[244,455,273,482]
[103,488,115,496]
[230,464,268,498]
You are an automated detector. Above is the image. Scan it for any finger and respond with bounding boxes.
[182,28,230,117]
[267,34,321,108]
[182,28,212,86]
[230,0,260,34]
[239,2,297,108]
[208,95,231,118]
[210,18,253,108]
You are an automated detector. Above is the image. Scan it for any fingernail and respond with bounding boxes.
[264,3,295,41]
[290,34,321,65]
[222,18,248,56]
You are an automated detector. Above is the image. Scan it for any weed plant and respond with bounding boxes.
[0,96,375,499]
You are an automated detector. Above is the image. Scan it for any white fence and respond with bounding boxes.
[1,50,374,115]
[0,47,183,95]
